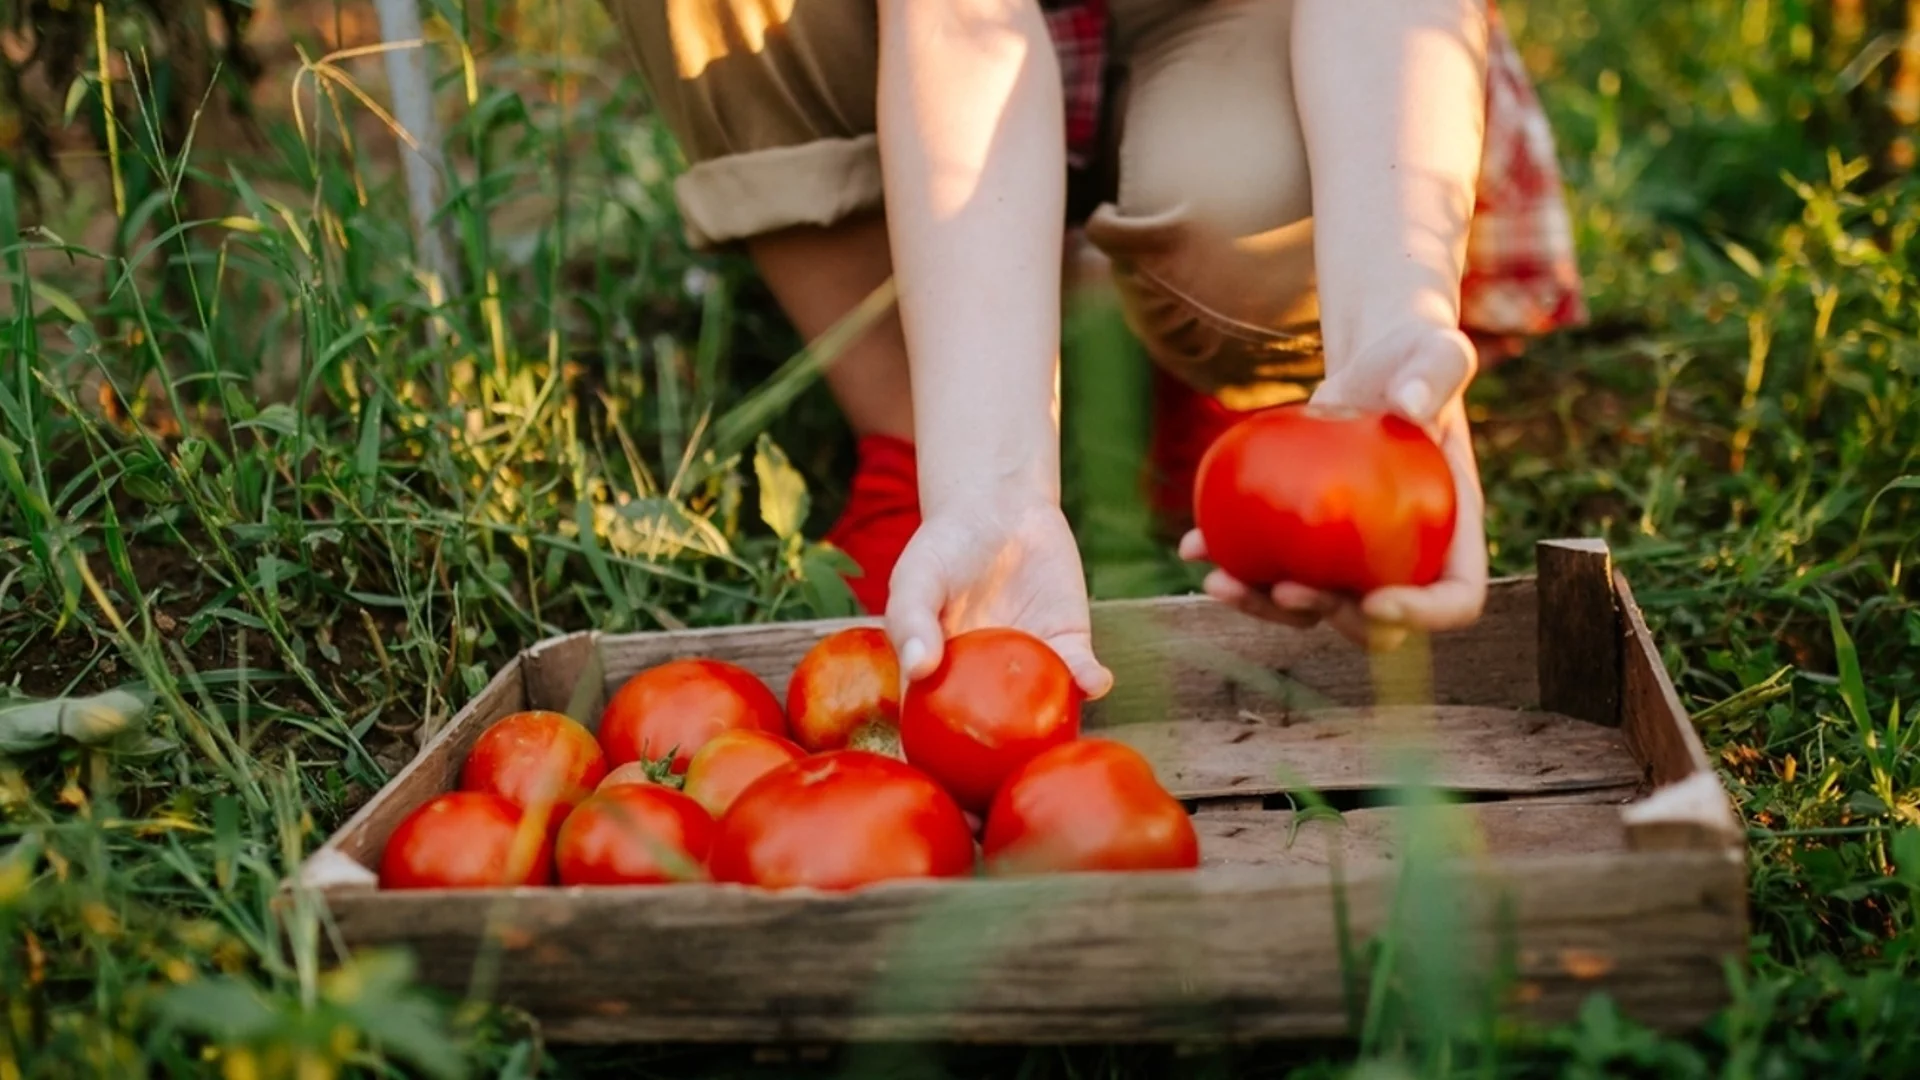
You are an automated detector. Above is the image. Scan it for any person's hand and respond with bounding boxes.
[885,497,1114,699]
[1179,325,1489,650]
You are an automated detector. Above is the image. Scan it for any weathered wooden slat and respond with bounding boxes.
[589,578,1544,716]
[1194,801,1629,871]
[320,847,1743,1044]
[524,631,605,727]
[311,656,529,881]
[1612,572,1743,850]
[1105,705,1640,801]
[1536,538,1623,727]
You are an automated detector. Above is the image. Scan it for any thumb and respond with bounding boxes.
[1386,328,1477,429]
[1052,636,1115,701]
[884,555,947,691]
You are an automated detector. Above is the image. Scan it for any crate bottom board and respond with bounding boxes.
[320,799,1740,1045]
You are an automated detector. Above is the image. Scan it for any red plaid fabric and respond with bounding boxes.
[1462,4,1588,337]
[1040,0,1585,339]
[1041,0,1109,169]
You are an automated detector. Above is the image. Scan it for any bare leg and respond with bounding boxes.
[746,213,915,442]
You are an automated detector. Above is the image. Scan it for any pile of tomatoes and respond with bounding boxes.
[378,625,1199,892]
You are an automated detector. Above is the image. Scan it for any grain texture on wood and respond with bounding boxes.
[1194,801,1629,872]
[1105,705,1641,801]
[525,631,605,727]
[1613,572,1743,850]
[590,579,1544,720]
[321,848,1743,1044]
[1613,571,1710,788]
[1536,539,1623,727]
[313,657,528,879]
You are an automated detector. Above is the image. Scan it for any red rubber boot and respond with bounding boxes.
[1143,369,1254,539]
[823,434,923,615]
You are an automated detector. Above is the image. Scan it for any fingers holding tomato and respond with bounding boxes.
[1183,401,1479,649]
[1352,398,1489,634]
[899,627,1083,815]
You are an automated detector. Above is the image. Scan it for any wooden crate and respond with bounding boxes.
[295,538,1747,1044]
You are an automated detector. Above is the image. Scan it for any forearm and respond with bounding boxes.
[1293,0,1489,373]
[877,0,1067,515]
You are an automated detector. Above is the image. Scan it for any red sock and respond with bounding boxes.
[1143,369,1252,538]
[823,434,922,615]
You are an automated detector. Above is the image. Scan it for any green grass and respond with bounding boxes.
[3,0,1919,1076]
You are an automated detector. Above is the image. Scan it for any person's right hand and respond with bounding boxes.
[883,496,1114,701]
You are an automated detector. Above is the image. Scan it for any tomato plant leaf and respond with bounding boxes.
[799,546,861,620]
[1891,827,1920,891]
[1823,594,1873,737]
[753,434,808,542]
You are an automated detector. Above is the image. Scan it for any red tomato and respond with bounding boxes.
[596,760,670,791]
[682,729,806,818]
[981,739,1199,875]
[378,792,554,889]
[785,627,902,755]
[459,711,608,827]
[554,784,715,886]
[599,658,787,773]
[1192,404,1456,594]
[709,750,976,891]
[899,627,1082,813]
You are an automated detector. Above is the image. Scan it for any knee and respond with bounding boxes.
[1114,0,1310,236]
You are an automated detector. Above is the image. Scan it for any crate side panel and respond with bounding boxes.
[590,579,1542,723]
[1613,573,1744,849]
[1087,582,1541,729]
[1536,539,1624,727]
[1196,800,1630,872]
[319,656,530,872]
[1114,705,1640,801]
[323,848,1741,1044]
[524,631,606,727]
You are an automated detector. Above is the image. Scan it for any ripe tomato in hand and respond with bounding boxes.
[786,627,902,755]
[379,792,554,889]
[554,784,715,886]
[459,711,608,827]
[982,739,1199,875]
[600,658,787,773]
[1193,404,1456,595]
[899,627,1082,813]
[709,750,975,891]
[681,729,806,818]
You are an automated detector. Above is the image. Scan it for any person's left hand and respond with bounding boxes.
[1178,325,1488,651]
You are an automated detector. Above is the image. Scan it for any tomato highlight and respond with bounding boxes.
[599,658,788,773]
[899,627,1082,813]
[378,791,554,889]
[786,626,903,755]
[982,739,1199,875]
[709,750,976,891]
[1193,404,1457,594]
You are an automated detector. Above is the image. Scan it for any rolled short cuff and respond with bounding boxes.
[673,135,884,251]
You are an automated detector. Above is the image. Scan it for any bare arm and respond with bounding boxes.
[878,0,1067,514]
[1193,0,1491,644]
[876,0,1110,693]
[1294,0,1489,388]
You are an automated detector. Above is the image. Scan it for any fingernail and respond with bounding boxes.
[1393,379,1433,420]
[1371,600,1405,624]
[900,638,929,675]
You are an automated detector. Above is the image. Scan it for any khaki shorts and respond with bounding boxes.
[603,0,1326,407]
